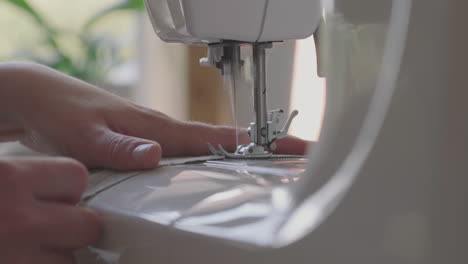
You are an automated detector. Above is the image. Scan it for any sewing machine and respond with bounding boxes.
[78,0,467,263]
[145,0,320,158]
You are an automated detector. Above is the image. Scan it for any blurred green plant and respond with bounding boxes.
[5,0,145,82]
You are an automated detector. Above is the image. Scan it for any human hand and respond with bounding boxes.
[0,157,102,264]
[0,62,309,170]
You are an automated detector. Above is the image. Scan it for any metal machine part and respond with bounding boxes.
[201,42,298,159]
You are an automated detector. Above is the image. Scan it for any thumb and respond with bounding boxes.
[87,129,162,170]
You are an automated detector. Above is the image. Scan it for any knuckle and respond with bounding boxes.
[142,106,170,120]
[106,134,128,161]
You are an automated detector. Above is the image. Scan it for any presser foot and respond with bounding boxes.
[208,144,273,159]
[208,143,306,160]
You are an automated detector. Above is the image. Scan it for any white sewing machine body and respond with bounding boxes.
[79,0,467,263]
[144,0,321,44]
[80,158,311,263]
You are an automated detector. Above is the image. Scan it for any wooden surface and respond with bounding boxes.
[187,46,233,125]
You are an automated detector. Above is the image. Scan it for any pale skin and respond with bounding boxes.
[0,62,308,263]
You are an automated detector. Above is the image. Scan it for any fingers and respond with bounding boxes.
[99,107,310,165]
[12,250,75,264]
[0,157,102,262]
[132,119,310,157]
[35,202,102,249]
[172,123,311,156]
[174,124,247,156]
[120,117,245,157]
[34,251,75,264]
[87,128,162,170]
[34,250,75,264]
[2,157,88,204]
[274,135,311,155]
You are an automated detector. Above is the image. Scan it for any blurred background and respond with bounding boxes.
[0,0,325,143]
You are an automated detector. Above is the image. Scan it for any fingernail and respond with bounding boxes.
[132,144,161,169]
[132,144,154,160]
